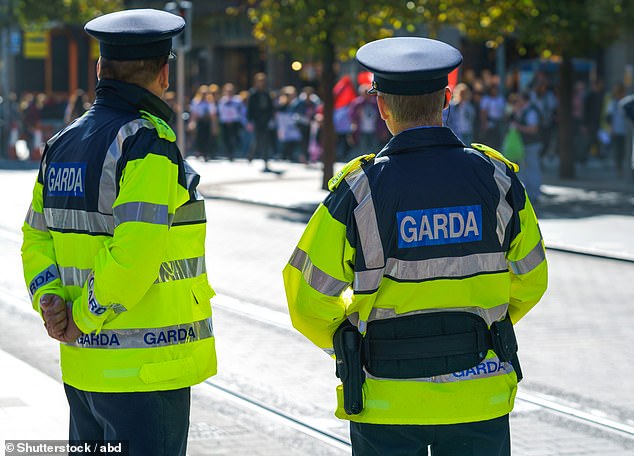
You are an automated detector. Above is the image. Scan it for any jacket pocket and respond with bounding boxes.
[192,280,215,305]
[139,357,195,384]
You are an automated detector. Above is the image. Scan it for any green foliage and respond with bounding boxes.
[513,0,632,57]
[397,0,524,39]
[15,0,124,29]
[407,0,632,58]
[247,0,634,181]
[249,0,632,62]
[247,0,411,61]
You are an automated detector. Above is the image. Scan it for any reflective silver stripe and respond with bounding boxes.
[364,356,514,383]
[66,317,214,350]
[88,271,108,317]
[490,157,514,246]
[46,120,81,148]
[466,148,514,247]
[345,167,384,269]
[59,266,92,288]
[40,124,82,196]
[172,200,206,225]
[365,303,509,326]
[509,239,546,275]
[111,304,128,314]
[353,252,507,293]
[44,208,114,234]
[86,271,108,316]
[156,256,206,283]
[385,252,507,281]
[99,119,154,213]
[61,257,208,287]
[347,313,368,333]
[113,202,170,227]
[25,205,48,232]
[358,320,367,333]
[288,248,351,296]
[323,348,335,356]
[28,264,60,298]
[183,159,200,194]
[354,269,384,293]
[40,122,81,179]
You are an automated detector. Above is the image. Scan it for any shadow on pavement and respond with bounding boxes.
[267,207,314,225]
[536,185,634,219]
[0,159,39,170]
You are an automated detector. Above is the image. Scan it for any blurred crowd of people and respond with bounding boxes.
[2,89,92,159]
[171,72,390,172]
[445,70,634,200]
[5,68,634,193]
[179,68,634,187]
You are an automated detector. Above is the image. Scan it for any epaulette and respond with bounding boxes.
[328,153,376,191]
[471,143,519,172]
[139,110,176,143]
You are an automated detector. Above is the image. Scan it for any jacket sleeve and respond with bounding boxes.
[283,203,356,350]
[72,132,190,334]
[506,187,548,324]
[21,176,65,315]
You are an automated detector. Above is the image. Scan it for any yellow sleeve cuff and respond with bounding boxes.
[72,277,112,335]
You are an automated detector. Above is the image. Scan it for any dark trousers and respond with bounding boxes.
[64,383,191,456]
[221,121,241,159]
[350,414,510,456]
[611,134,626,172]
[249,125,271,165]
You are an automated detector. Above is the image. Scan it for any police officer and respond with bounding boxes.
[283,37,548,456]
[21,9,216,455]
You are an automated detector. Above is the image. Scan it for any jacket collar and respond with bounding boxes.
[94,79,174,124]
[377,126,465,157]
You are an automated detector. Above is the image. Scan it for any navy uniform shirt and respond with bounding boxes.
[324,126,526,293]
[39,80,189,228]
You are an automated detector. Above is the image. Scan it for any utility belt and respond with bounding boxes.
[333,311,521,415]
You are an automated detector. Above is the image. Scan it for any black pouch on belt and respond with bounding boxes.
[491,316,523,381]
[490,317,517,362]
[363,312,493,379]
[333,320,365,415]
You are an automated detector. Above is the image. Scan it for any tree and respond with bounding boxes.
[14,0,123,28]
[407,0,634,179]
[247,0,411,189]
[508,0,634,178]
[249,0,634,182]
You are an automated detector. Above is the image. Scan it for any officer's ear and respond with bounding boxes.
[158,63,169,92]
[443,87,452,109]
[376,94,389,121]
[96,57,103,81]
[376,94,397,135]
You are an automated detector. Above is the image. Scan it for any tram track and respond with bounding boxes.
[545,244,634,263]
[202,379,351,452]
[2,287,632,453]
[212,290,634,444]
[1,222,633,448]
[1,270,634,447]
[200,195,634,264]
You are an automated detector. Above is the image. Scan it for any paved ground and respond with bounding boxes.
[0,155,632,455]
[191,157,634,260]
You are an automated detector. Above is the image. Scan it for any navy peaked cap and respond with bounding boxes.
[356,37,462,95]
[85,9,185,61]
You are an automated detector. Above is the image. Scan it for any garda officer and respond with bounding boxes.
[283,37,548,456]
[21,9,216,455]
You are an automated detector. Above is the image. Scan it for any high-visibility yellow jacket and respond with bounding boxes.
[22,79,216,392]
[283,127,548,425]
